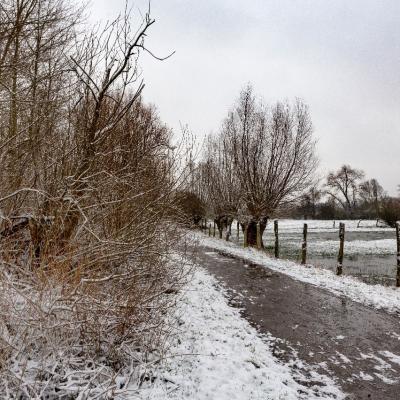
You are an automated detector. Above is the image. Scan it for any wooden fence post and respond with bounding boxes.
[256,222,261,249]
[208,224,211,237]
[243,224,248,248]
[274,220,279,258]
[237,221,240,240]
[396,222,400,287]
[336,222,345,275]
[301,223,308,265]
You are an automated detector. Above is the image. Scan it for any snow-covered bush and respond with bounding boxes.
[0,246,190,398]
[0,1,193,397]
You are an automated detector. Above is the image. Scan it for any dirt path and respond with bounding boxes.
[193,245,400,400]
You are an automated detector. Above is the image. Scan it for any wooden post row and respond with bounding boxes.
[301,223,307,265]
[336,222,345,276]
[274,220,279,258]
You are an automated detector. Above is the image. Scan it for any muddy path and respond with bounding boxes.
[193,245,400,400]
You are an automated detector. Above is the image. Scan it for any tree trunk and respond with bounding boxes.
[243,219,267,247]
[215,217,224,239]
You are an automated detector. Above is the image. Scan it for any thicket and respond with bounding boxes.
[0,1,190,397]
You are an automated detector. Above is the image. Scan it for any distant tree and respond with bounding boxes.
[379,197,400,228]
[222,86,317,246]
[318,198,337,220]
[358,178,385,218]
[325,165,364,217]
[299,186,321,219]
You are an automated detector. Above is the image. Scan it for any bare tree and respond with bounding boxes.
[215,85,317,246]
[325,165,364,217]
[0,0,82,217]
[359,178,385,218]
[201,133,241,239]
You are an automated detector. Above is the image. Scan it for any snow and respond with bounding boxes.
[373,373,397,385]
[379,351,400,366]
[278,238,396,256]
[357,351,400,384]
[229,219,396,256]
[357,372,374,381]
[335,352,351,365]
[262,219,394,233]
[141,267,344,400]
[192,232,400,315]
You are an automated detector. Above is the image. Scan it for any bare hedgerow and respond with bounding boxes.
[0,1,192,398]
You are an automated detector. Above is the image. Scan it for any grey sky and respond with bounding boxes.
[90,0,400,195]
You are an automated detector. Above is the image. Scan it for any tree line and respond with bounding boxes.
[182,85,317,246]
[296,165,400,227]
[181,87,399,239]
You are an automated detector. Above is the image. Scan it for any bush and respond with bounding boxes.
[0,2,192,396]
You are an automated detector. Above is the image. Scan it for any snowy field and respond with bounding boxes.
[193,231,400,315]
[229,219,396,256]
[264,219,393,234]
[140,267,344,400]
[263,219,395,254]
[227,219,398,284]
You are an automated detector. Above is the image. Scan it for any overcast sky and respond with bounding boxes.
[90,0,400,195]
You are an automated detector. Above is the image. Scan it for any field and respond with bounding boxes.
[229,220,397,286]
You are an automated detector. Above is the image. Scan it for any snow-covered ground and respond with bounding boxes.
[192,232,400,315]
[140,267,344,400]
[305,239,396,256]
[229,219,396,256]
[262,219,393,233]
